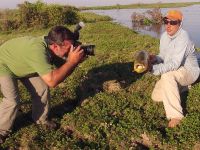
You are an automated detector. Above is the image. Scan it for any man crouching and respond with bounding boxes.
[150,10,200,128]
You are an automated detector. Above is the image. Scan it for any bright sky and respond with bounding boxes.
[1,0,200,9]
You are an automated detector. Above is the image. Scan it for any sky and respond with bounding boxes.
[0,0,200,9]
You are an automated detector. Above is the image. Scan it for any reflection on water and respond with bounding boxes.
[86,5,200,47]
[132,22,163,38]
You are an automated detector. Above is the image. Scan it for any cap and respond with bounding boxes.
[165,10,183,21]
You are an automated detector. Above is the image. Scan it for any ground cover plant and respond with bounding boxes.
[0,10,200,150]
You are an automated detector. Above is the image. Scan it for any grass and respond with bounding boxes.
[80,2,200,10]
[0,12,200,149]
[79,12,112,23]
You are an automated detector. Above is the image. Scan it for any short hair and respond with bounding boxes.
[46,26,75,45]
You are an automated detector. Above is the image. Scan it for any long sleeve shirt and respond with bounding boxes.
[151,28,200,81]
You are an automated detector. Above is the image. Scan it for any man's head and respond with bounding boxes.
[163,10,183,36]
[46,26,75,57]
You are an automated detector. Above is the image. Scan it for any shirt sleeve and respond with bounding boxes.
[155,55,164,64]
[151,38,187,75]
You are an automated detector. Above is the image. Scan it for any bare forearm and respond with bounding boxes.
[42,61,78,88]
[42,45,85,88]
[52,61,78,86]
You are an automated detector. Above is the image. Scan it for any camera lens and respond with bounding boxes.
[81,45,95,56]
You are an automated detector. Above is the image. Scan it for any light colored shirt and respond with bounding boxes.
[152,28,200,81]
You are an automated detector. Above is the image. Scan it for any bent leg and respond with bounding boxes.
[20,76,50,124]
[0,76,20,136]
[151,80,164,102]
[161,67,196,120]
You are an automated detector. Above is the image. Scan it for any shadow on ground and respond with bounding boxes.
[13,62,143,134]
[75,62,143,100]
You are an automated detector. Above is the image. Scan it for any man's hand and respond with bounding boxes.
[67,45,85,66]
[147,54,157,72]
[149,54,157,64]
[41,45,86,88]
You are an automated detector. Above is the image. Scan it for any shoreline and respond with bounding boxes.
[80,2,200,10]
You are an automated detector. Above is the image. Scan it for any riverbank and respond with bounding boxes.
[86,4,200,48]
[1,12,200,149]
[80,2,200,10]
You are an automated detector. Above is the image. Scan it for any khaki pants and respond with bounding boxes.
[0,75,50,136]
[152,67,196,120]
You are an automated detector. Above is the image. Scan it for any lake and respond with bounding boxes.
[2,0,200,9]
[86,4,200,47]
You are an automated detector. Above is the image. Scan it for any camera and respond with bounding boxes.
[81,45,95,56]
[73,22,95,56]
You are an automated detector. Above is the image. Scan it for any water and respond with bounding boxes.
[86,5,200,47]
[2,0,200,9]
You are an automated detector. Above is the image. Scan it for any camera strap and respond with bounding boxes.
[44,36,54,65]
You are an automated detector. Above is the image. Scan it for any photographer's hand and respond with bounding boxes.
[68,45,85,66]
[41,45,86,88]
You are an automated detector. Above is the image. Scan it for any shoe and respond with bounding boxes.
[0,134,6,144]
[36,120,57,130]
[168,118,182,128]
[180,85,191,93]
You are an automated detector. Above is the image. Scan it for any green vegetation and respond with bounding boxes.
[0,12,111,45]
[0,1,79,31]
[132,8,163,26]
[80,2,200,10]
[0,11,200,150]
[79,12,112,23]
[0,1,112,32]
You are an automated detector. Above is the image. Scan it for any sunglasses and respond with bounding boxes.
[163,17,181,25]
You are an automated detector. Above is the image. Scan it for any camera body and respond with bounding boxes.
[74,40,95,56]
[81,45,95,56]
[73,22,95,56]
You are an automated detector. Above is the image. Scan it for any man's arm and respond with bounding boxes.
[41,46,84,88]
[151,40,187,75]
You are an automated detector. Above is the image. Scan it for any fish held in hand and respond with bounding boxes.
[133,50,150,73]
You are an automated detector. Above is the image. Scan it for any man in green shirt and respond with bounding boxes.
[0,26,85,143]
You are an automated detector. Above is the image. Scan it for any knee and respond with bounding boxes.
[161,72,175,82]
[151,88,163,102]
[1,97,20,108]
[36,84,49,97]
[151,92,156,101]
[10,99,20,108]
[151,91,156,101]
[30,82,49,101]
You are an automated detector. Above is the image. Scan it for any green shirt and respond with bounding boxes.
[0,36,53,77]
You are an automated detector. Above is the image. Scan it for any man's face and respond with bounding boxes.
[164,18,181,36]
[53,40,73,58]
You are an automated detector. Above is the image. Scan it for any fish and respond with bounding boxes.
[133,50,150,73]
